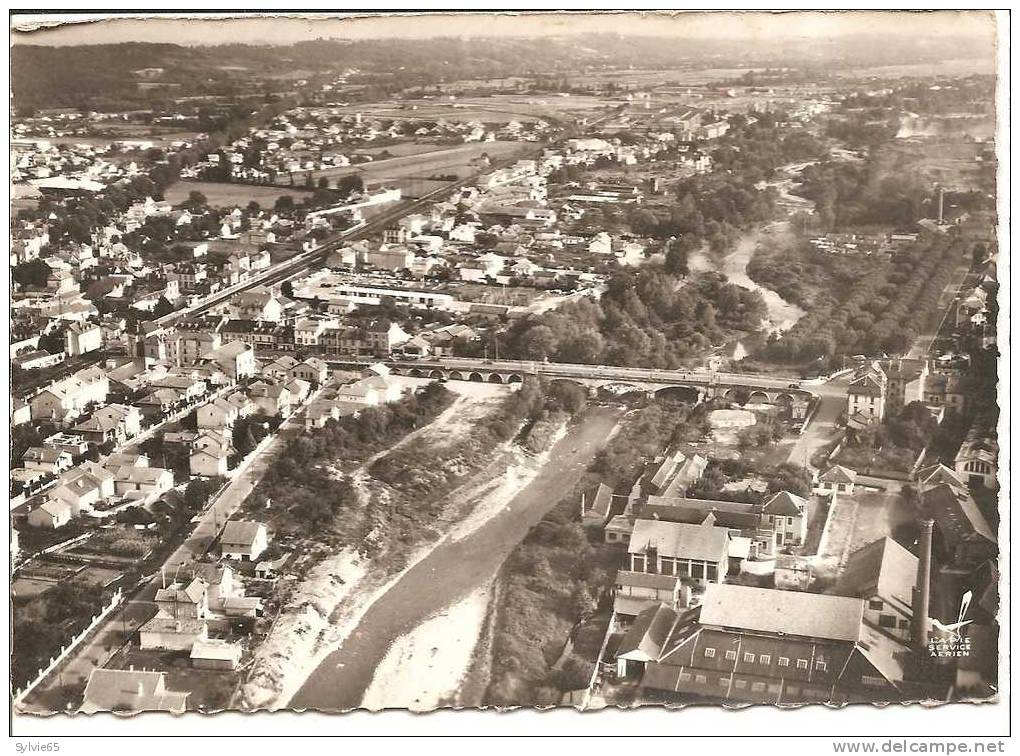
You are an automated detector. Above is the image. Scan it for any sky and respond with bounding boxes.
[10,10,997,48]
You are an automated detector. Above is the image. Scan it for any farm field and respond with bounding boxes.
[164,180,314,209]
[308,140,533,187]
[835,57,995,79]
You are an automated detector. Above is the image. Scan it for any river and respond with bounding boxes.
[689,231,806,335]
[289,405,624,712]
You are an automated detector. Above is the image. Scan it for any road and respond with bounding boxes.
[906,258,975,359]
[786,374,853,471]
[289,405,623,712]
[18,388,322,714]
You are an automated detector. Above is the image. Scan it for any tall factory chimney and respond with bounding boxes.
[937,186,945,224]
[911,518,935,651]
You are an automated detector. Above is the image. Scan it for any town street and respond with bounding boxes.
[786,374,853,472]
[289,405,623,712]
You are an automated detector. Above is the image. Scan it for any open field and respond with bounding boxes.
[308,140,530,186]
[882,138,990,190]
[835,57,995,79]
[164,180,314,209]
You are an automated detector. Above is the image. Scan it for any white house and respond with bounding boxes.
[220,520,269,561]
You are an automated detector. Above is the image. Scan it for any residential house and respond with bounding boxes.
[816,465,857,495]
[220,520,269,561]
[64,322,103,356]
[110,465,174,501]
[79,669,189,714]
[626,518,730,589]
[200,341,256,382]
[290,357,329,385]
[191,562,261,618]
[21,446,73,475]
[27,499,74,529]
[614,573,684,619]
[247,381,293,417]
[136,387,184,420]
[29,366,109,424]
[189,431,233,477]
[337,375,401,406]
[154,578,209,619]
[847,370,886,421]
[73,404,142,446]
[261,355,299,381]
[233,287,284,323]
[834,537,918,645]
[138,617,208,652]
[43,432,90,460]
[197,396,246,430]
[52,462,116,512]
[760,491,809,548]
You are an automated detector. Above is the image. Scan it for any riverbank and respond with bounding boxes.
[689,229,807,335]
[288,406,623,712]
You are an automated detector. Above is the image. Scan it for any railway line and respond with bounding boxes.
[151,105,624,330]
[153,145,546,328]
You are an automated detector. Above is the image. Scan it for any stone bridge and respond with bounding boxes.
[374,358,813,412]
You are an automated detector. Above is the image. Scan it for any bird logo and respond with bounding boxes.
[930,590,974,639]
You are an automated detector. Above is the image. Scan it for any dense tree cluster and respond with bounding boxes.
[257,382,454,536]
[837,402,937,474]
[796,158,930,232]
[499,265,767,368]
[762,237,962,365]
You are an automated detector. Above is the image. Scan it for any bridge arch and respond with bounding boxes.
[507,373,524,384]
[747,390,771,405]
[408,368,425,378]
[654,385,701,403]
[775,393,795,406]
[468,371,484,382]
[448,371,465,381]
[487,373,505,384]
[598,382,646,400]
[726,385,750,404]
[429,369,445,379]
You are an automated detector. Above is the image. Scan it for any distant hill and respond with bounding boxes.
[11,33,994,114]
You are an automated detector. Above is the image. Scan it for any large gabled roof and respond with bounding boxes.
[835,537,917,613]
[699,584,865,642]
[628,518,730,563]
[925,483,997,546]
[617,603,677,660]
[80,668,188,714]
[762,490,808,517]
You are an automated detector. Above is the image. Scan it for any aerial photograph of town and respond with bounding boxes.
[7,7,1007,746]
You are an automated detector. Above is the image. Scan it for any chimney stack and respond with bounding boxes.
[911,518,934,650]
[937,186,945,224]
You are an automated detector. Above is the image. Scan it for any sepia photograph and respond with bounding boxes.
[6,7,1008,746]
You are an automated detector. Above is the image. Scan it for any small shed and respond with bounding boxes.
[190,639,243,671]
